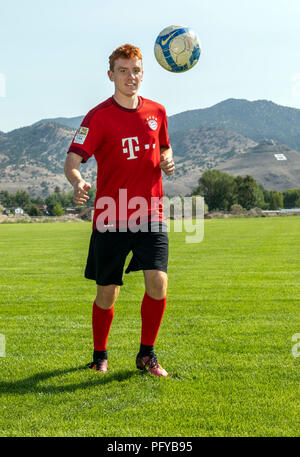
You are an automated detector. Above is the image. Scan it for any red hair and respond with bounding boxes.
[109,44,143,71]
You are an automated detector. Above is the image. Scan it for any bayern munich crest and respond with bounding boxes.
[146,116,158,131]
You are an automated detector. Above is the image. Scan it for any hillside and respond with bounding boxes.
[217,140,300,191]
[0,123,96,196]
[1,98,300,197]
[24,98,300,154]
[0,122,258,197]
[168,98,300,152]
[164,127,257,195]
[33,116,84,130]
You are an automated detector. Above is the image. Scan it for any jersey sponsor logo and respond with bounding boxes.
[73,126,89,145]
[146,116,158,131]
[122,137,140,160]
[122,136,156,159]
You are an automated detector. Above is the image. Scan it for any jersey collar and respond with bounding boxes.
[111,96,143,112]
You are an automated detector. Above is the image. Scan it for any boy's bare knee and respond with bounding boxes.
[144,271,168,300]
[95,284,120,309]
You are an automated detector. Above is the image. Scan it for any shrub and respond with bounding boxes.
[230,204,244,215]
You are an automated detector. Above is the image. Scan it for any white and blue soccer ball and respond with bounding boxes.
[154,25,201,73]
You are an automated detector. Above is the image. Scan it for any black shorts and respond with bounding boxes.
[84,222,169,286]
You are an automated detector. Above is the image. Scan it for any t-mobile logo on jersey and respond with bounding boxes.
[122,137,156,160]
[122,137,139,160]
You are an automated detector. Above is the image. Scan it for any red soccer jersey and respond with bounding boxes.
[67,96,170,229]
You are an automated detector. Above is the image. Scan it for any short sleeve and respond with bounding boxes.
[159,107,171,149]
[67,113,100,163]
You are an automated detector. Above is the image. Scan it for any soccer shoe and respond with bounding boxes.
[86,359,108,373]
[136,353,168,377]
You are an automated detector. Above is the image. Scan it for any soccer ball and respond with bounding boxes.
[154,25,201,73]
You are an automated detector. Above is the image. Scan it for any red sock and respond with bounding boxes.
[141,292,167,346]
[92,302,114,351]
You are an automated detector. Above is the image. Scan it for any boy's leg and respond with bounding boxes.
[89,285,120,372]
[84,230,130,372]
[136,270,168,377]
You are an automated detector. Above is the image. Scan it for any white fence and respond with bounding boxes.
[262,208,300,214]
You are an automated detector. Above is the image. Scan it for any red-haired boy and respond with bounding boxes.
[64,44,175,377]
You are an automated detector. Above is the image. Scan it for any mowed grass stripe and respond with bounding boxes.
[0,217,300,436]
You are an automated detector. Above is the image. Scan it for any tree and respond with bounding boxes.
[253,183,266,209]
[0,190,34,210]
[14,190,31,208]
[31,196,45,206]
[86,186,96,207]
[45,194,60,214]
[261,188,271,209]
[52,203,64,216]
[0,190,18,208]
[235,175,262,210]
[269,191,283,210]
[46,189,75,211]
[24,204,43,216]
[283,189,300,208]
[193,170,237,211]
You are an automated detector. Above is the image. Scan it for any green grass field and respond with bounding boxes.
[1,217,300,437]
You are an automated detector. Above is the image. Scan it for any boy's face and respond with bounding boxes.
[108,57,143,97]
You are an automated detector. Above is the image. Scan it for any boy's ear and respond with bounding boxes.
[108,70,114,82]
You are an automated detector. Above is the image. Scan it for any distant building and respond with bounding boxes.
[65,207,79,215]
[3,208,12,216]
[262,208,300,214]
[38,204,49,216]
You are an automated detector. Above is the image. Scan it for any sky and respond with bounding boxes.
[1,0,300,132]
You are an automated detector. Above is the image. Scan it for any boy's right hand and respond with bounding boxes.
[73,180,91,206]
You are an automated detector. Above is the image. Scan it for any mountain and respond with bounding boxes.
[168,98,300,152]
[165,127,257,195]
[0,122,258,197]
[1,98,300,197]
[33,116,84,130]
[26,98,300,153]
[217,139,300,191]
[0,123,96,196]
